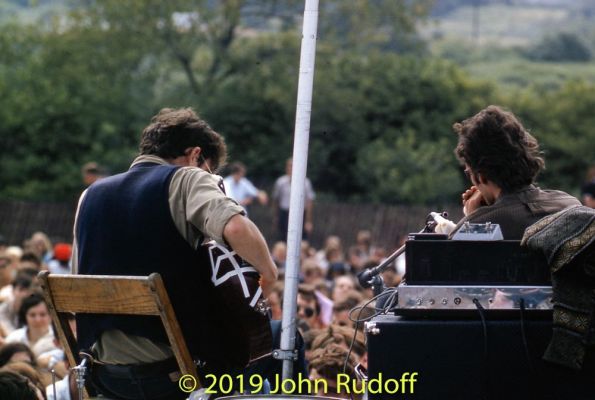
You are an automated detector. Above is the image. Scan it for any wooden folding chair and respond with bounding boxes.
[38,271,199,396]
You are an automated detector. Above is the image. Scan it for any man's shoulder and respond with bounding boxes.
[525,187,581,208]
[535,187,579,201]
[172,166,221,188]
[274,175,290,186]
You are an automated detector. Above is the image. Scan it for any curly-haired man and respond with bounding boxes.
[451,105,580,239]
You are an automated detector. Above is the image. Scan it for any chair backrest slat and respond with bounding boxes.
[45,274,160,315]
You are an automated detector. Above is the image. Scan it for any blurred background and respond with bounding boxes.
[1,0,594,248]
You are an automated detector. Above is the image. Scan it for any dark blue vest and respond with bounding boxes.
[76,162,240,365]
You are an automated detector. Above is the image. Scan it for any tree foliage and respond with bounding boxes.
[525,32,592,62]
[0,0,593,205]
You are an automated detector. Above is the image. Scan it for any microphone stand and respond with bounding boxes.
[357,212,448,290]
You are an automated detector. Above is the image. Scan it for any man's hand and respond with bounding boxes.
[259,277,275,298]
[462,186,487,216]
[304,221,313,235]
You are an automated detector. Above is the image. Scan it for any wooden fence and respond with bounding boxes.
[0,199,462,251]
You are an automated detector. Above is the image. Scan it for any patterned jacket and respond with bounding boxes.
[522,205,595,370]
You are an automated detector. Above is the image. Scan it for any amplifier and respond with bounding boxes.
[366,315,595,400]
[394,285,552,317]
[405,239,549,285]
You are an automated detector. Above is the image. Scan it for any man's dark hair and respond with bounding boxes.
[454,105,545,193]
[81,161,101,175]
[12,275,33,290]
[581,182,595,197]
[19,252,40,268]
[18,293,46,327]
[139,107,227,171]
[298,283,321,315]
[0,343,36,368]
[229,162,246,175]
[0,370,38,400]
[308,343,356,380]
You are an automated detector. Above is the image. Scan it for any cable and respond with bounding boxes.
[340,287,399,400]
[473,298,489,400]
[519,298,535,373]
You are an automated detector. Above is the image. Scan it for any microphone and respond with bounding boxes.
[357,245,406,289]
[430,212,456,235]
[357,211,451,289]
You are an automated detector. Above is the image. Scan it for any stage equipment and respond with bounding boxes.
[365,315,595,400]
[405,239,549,286]
[395,285,552,316]
[357,212,450,290]
[452,221,503,240]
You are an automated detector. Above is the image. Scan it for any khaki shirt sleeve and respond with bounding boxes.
[71,189,88,275]
[169,167,244,247]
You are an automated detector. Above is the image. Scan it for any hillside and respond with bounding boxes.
[423,1,595,89]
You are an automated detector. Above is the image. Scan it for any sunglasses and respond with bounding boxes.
[297,305,315,318]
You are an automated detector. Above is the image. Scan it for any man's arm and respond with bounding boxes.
[71,189,88,275]
[271,179,281,227]
[304,179,315,234]
[304,199,313,234]
[223,214,278,294]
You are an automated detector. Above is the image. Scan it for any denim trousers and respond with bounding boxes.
[90,320,307,399]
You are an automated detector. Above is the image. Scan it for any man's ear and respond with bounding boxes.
[189,147,202,164]
[477,173,488,185]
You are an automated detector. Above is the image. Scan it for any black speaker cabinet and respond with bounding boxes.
[366,315,595,400]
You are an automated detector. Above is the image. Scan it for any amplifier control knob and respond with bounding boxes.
[441,298,448,305]
[365,322,380,336]
[454,297,461,305]
[416,298,422,306]
[428,299,435,305]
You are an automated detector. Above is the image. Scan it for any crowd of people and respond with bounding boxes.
[0,232,76,399]
[0,225,397,399]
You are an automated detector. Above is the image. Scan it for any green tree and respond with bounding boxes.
[510,80,595,193]
[350,56,496,204]
[525,32,592,62]
[0,22,154,200]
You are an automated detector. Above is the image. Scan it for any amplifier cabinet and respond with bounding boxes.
[366,315,595,400]
[405,240,549,285]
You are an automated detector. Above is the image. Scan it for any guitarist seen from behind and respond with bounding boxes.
[72,107,305,399]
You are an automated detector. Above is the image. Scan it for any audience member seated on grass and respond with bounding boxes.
[18,252,42,273]
[301,259,325,285]
[0,343,36,368]
[0,275,35,339]
[332,295,363,329]
[308,343,359,399]
[310,324,366,363]
[5,293,56,357]
[297,284,326,331]
[0,369,42,400]
[331,275,357,303]
[28,232,53,265]
[315,235,344,273]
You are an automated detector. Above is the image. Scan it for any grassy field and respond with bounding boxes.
[423,4,571,46]
[465,58,595,89]
[422,3,595,89]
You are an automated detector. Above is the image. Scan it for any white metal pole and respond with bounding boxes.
[278,0,319,382]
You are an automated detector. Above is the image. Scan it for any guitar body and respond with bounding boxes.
[201,240,272,366]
